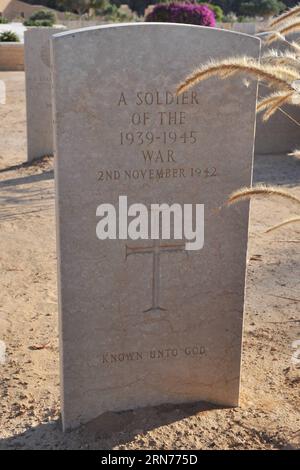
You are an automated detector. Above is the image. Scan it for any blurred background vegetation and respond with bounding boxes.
[12,0,300,23]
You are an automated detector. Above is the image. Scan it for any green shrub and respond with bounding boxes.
[0,31,20,42]
[239,0,285,18]
[28,9,56,22]
[97,1,137,22]
[0,16,9,24]
[222,11,238,22]
[24,9,56,26]
[103,3,119,15]
[198,3,223,21]
[24,19,55,26]
[237,15,255,22]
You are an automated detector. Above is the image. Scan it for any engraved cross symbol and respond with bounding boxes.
[126,239,186,313]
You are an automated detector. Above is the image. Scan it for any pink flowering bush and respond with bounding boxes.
[145,2,216,27]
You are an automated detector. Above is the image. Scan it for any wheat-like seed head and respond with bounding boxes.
[249,61,300,81]
[263,92,295,120]
[266,31,285,45]
[228,186,300,234]
[227,185,300,207]
[267,19,300,45]
[270,5,300,28]
[270,5,300,27]
[257,91,293,111]
[263,31,300,53]
[261,50,300,70]
[292,36,300,45]
[290,40,300,53]
[266,65,300,81]
[279,19,300,36]
[262,49,299,59]
[257,91,295,120]
[176,58,295,95]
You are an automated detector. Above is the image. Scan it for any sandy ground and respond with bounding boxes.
[0,72,299,450]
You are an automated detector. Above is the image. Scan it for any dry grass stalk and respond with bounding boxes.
[261,50,300,70]
[266,217,300,232]
[282,39,300,53]
[258,64,299,81]
[176,58,296,95]
[274,104,300,127]
[227,185,300,207]
[257,91,293,112]
[290,40,300,53]
[267,20,300,44]
[270,5,300,28]
[177,8,300,236]
[227,186,300,234]
[261,91,295,120]
[292,36,300,45]
[276,20,300,37]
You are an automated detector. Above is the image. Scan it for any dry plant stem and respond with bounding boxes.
[263,92,295,120]
[271,5,300,27]
[264,30,300,53]
[259,84,300,128]
[262,65,300,81]
[276,105,300,127]
[261,51,300,71]
[257,92,293,112]
[227,187,300,234]
[288,41,300,53]
[270,239,300,242]
[257,91,294,120]
[274,21,300,38]
[266,31,300,51]
[227,185,300,207]
[177,60,295,95]
[266,217,300,233]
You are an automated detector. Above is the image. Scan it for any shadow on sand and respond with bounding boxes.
[0,154,299,449]
[0,166,54,221]
[253,153,300,186]
[0,401,222,450]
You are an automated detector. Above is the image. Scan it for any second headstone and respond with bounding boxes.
[24,27,64,162]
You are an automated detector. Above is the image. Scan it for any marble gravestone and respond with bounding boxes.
[24,28,64,162]
[51,24,260,430]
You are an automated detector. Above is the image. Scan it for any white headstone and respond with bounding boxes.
[24,28,64,161]
[51,24,260,430]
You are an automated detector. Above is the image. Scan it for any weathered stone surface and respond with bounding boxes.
[24,28,64,161]
[0,43,24,71]
[51,24,260,430]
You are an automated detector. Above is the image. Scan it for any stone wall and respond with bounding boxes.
[0,43,24,70]
[2,0,66,21]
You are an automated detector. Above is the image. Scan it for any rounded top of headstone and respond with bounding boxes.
[52,22,261,44]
